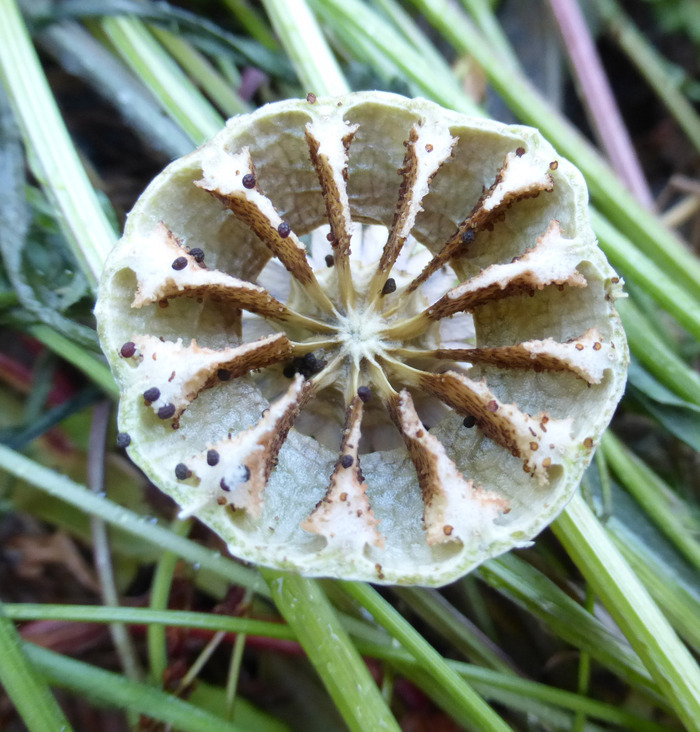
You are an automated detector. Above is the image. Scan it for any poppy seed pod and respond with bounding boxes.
[95,92,628,586]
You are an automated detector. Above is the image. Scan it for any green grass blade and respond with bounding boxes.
[0,0,116,290]
[262,0,350,95]
[0,602,74,732]
[22,642,245,732]
[0,444,269,596]
[341,581,511,732]
[261,570,400,732]
[553,492,700,731]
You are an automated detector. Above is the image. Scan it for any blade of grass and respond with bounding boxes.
[340,581,511,732]
[459,0,520,69]
[261,569,400,732]
[478,552,659,694]
[262,0,350,95]
[99,15,224,144]
[147,518,192,685]
[406,0,700,298]
[0,602,73,732]
[601,432,700,573]
[553,492,700,731]
[3,603,668,731]
[312,0,482,115]
[21,642,245,732]
[149,25,249,117]
[0,443,269,596]
[0,0,116,290]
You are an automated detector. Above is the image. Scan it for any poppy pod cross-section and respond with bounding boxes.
[95,92,628,586]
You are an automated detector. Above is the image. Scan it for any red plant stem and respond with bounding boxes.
[547,0,654,208]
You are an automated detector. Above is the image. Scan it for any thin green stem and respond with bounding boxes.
[148,518,192,685]
[0,603,73,732]
[149,25,249,117]
[261,570,400,732]
[0,0,116,290]
[572,583,595,732]
[0,444,268,596]
[341,581,511,732]
[99,16,223,144]
[222,0,278,49]
[459,0,520,68]
[601,432,700,573]
[22,643,245,732]
[262,0,350,96]
[553,492,700,732]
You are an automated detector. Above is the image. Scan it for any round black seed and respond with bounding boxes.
[242,173,256,189]
[220,478,231,492]
[116,432,131,448]
[120,341,136,358]
[171,257,188,271]
[283,365,296,378]
[189,247,205,263]
[325,254,335,267]
[158,403,176,419]
[515,146,526,157]
[463,415,477,428]
[381,278,396,295]
[143,387,160,403]
[277,221,291,238]
[217,369,231,381]
[461,229,475,244]
[326,232,335,242]
[357,386,372,403]
[302,352,317,370]
[241,465,251,482]
[175,463,191,480]
[207,449,220,467]
[340,454,354,469]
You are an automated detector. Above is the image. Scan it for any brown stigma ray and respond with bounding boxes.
[406,150,555,293]
[196,147,336,315]
[132,332,293,421]
[386,390,509,545]
[417,369,573,484]
[305,117,359,309]
[182,375,314,519]
[302,395,383,549]
[367,121,456,304]
[391,328,613,385]
[383,220,586,340]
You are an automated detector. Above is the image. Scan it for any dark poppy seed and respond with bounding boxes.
[283,365,296,378]
[277,221,291,238]
[158,403,176,419]
[175,463,191,480]
[325,254,335,267]
[116,432,131,448]
[357,386,372,403]
[461,229,475,244]
[189,247,205,263]
[207,449,220,467]
[326,232,335,242]
[241,465,251,482]
[340,455,354,469]
[143,387,160,403]
[120,341,136,358]
[217,369,231,381]
[515,146,526,157]
[462,415,477,428]
[220,478,231,492]
[171,257,188,271]
[242,173,256,189]
[302,352,317,370]
[381,278,396,295]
